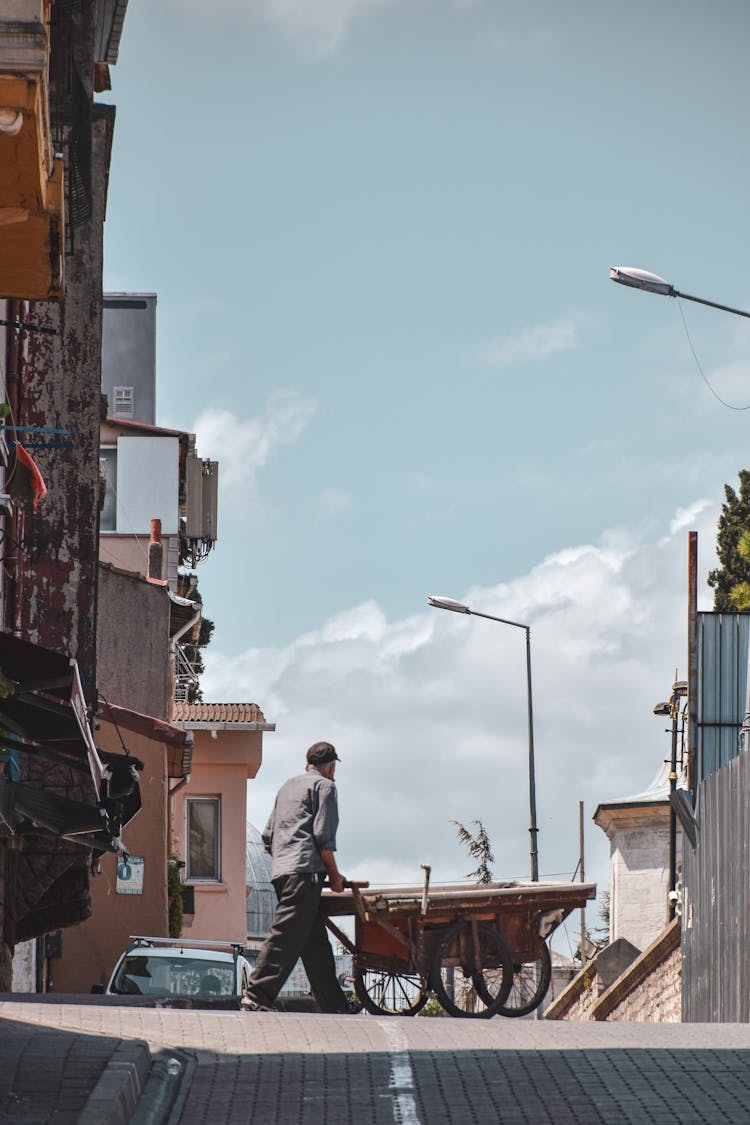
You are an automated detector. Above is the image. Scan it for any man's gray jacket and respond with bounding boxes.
[262,770,339,880]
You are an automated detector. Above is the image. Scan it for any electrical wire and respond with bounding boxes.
[677,297,750,410]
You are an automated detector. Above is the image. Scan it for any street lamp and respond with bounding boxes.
[653,679,688,921]
[610,266,750,320]
[427,594,539,881]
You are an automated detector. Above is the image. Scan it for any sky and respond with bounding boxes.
[101,0,750,951]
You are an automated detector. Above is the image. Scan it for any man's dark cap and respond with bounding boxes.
[306,741,340,766]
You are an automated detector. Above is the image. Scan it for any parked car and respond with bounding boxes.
[104,935,252,1000]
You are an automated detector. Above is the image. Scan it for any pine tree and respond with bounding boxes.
[453,819,494,884]
[707,470,750,611]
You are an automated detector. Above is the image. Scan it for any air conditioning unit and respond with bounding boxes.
[186,456,218,542]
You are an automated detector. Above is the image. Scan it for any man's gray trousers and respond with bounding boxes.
[246,872,349,1013]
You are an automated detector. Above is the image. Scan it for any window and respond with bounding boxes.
[113,386,135,418]
[186,797,221,881]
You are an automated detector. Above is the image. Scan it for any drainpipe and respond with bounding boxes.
[167,730,194,859]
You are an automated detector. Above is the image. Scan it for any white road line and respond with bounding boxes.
[377,1019,423,1125]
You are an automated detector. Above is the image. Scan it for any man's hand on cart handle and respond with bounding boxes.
[323,878,370,892]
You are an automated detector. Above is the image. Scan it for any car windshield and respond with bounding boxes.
[111,954,236,997]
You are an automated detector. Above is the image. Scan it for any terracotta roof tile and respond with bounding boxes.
[171,701,269,725]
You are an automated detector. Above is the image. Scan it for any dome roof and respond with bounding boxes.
[246,823,276,939]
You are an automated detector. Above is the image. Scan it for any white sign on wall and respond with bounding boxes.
[116,855,145,895]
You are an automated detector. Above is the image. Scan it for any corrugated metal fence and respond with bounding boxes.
[696,613,749,780]
[681,612,750,1019]
[683,749,750,1021]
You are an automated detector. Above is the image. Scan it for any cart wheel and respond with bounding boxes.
[431,920,512,1019]
[353,967,430,1016]
[495,942,552,1018]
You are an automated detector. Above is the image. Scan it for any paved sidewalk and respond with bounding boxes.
[6,1001,750,1123]
[0,1008,149,1125]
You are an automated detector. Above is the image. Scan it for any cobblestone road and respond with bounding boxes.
[4,1002,750,1123]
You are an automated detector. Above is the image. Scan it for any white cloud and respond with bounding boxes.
[479,316,581,367]
[203,500,719,943]
[669,500,711,537]
[192,390,317,493]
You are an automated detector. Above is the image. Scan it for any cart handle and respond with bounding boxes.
[343,880,370,889]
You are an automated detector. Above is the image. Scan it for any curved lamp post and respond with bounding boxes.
[427,595,539,882]
[610,266,750,320]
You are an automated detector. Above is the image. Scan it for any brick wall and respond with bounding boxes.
[602,942,681,1022]
[546,919,681,1022]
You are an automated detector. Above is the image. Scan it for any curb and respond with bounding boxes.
[130,1049,196,1125]
[78,1039,152,1125]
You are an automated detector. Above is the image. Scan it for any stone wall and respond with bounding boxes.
[546,919,681,1022]
[602,941,681,1022]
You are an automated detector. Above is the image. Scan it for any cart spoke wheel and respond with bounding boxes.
[353,967,429,1016]
[494,942,552,1018]
[431,920,512,1019]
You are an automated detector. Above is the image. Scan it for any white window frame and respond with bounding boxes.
[113,385,135,419]
[185,796,221,882]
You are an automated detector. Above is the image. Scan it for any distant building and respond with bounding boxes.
[594,758,685,953]
[102,294,157,425]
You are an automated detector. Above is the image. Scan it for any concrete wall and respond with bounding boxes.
[11,939,35,991]
[171,729,263,945]
[52,724,169,993]
[97,563,170,721]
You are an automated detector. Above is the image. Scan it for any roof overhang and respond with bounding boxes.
[172,720,276,733]
[98,698,192,780]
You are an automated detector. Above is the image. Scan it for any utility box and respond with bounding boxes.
[186,456,219,542]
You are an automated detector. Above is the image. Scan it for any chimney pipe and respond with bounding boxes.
[148,518,163,580]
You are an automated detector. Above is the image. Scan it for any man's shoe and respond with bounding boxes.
[241,995,272,1012]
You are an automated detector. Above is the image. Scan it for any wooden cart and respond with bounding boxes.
[322,876,596,1018]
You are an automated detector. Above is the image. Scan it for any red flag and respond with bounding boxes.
[10,443,47,511]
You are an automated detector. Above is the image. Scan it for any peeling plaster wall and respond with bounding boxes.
[19,106,114,704]
[4,101,117,961]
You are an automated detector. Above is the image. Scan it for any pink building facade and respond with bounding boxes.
[171,703,275,944]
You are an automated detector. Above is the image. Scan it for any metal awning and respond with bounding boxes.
[0,633,142,852]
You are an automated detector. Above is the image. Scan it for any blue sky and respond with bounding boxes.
[103,1,750,944]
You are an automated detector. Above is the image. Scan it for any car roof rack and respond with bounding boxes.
[128,935,245,959]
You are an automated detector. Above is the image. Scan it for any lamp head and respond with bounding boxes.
[610,266,676,297]
[427,595,471,614]
[653,702,671,717]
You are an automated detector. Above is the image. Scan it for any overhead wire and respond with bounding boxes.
[677,296,750,410]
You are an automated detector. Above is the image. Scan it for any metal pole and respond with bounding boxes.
[668,697,679,921]
[687,532,698,794]
[579,800,586,964]
[471,609,539,882]
[526,627,539,882]
[676,289,750,320]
